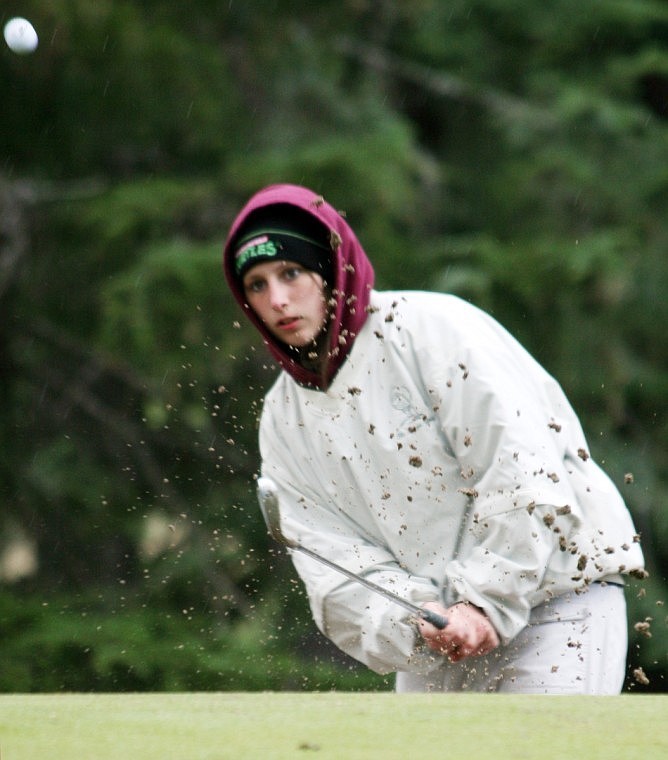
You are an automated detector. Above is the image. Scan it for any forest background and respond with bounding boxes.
[1,0,666,693]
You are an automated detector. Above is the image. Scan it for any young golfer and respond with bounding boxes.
[223,183,645,694]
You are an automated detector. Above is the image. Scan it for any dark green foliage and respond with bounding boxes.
[0,588,387,692]
[0,0,666,691]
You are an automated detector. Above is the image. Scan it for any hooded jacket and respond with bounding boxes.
[223,185,645,676]
[224,184,374,389]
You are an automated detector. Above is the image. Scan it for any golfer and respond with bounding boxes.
[223,183,645,694]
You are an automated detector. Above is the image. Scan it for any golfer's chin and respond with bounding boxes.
[271,326,321,348]
[284,334,318,348]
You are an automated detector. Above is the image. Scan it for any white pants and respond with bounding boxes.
[396,583,628,694]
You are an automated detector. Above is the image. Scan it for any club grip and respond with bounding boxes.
[419,608,448,630]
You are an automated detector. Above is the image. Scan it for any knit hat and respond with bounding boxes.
[232,204,333,284]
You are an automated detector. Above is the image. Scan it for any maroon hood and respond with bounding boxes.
[223,184,375,389]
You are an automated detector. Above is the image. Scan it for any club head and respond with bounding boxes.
[256,477,296,548]
[256,476,278,509]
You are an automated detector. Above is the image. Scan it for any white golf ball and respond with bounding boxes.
[3,17,39,55]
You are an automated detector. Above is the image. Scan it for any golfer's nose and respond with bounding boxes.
[268,280,289,311]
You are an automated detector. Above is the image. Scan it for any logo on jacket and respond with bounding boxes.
[391,386,433,439]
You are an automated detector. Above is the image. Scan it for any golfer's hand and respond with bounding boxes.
[418,601,500,662]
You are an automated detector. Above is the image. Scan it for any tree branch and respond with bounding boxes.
[334,35,555,128]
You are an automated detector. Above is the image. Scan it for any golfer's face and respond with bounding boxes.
[243,260,328,347]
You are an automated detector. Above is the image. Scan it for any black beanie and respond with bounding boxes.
[232,204,333,284]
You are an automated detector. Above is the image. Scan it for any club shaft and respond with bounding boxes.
[256,477,447,630]
[290,542,447,630]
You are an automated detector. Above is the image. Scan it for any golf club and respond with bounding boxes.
[256,477,447,630]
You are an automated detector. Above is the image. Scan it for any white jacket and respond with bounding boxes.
[259,290,644,675]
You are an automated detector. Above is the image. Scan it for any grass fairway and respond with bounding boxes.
[1,692,666,759]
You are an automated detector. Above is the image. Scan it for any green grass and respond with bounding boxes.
[1,692,666,759]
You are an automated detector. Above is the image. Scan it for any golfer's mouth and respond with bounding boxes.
[276,316,302,330]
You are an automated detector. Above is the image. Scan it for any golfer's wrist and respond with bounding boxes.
[452,599,483,613]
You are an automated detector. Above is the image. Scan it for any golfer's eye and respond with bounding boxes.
[244,278,266,294]
[282,266,303,281]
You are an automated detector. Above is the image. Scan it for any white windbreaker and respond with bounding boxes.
[259,290,644,675]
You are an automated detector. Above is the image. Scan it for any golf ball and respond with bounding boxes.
[3,17,39,55]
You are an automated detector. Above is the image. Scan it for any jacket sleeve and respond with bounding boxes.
[416,303,604,643]
[259,419,444,675]
[445,502,579,643]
